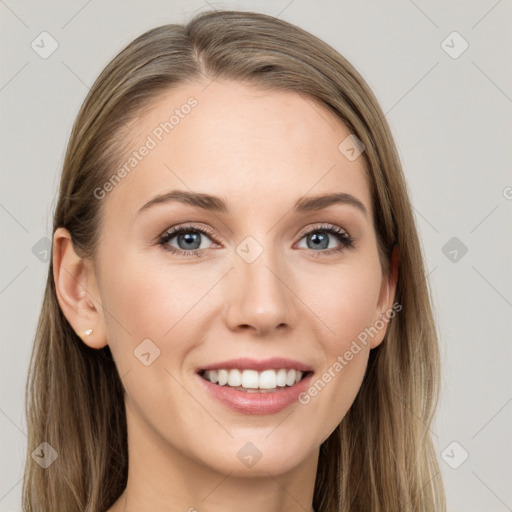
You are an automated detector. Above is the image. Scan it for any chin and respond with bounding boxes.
[196,434,316,476]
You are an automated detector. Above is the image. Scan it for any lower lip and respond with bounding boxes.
[196,372,314,415]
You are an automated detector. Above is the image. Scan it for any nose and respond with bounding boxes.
[223,248,297,336]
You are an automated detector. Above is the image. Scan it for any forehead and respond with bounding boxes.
[102,80,371,222]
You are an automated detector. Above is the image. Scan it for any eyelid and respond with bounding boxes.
[160,222,351,240]
[293,223,354,255]
[157,223,220,257]
[157,222,354,256]
[297,222,350,238]
[160,223,218,241]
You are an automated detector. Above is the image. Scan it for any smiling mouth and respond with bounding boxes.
[198,368,312,393]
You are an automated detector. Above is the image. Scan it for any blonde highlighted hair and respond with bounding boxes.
[23,10,445,511]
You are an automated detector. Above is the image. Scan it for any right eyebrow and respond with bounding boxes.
[137,190,229,216]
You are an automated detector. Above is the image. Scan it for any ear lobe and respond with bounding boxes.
[369,245,400,349]
[52,227,107,349]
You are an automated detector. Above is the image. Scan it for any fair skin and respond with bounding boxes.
[53,80,397,512]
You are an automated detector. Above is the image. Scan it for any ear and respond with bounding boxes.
[52,227,107,349]
[369,245,400,349]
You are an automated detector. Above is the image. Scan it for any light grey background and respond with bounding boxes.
[1,1,511,511]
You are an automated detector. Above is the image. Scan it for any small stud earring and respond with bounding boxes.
[85,329,93,336]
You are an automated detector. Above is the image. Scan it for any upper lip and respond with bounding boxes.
[197,357,314,373]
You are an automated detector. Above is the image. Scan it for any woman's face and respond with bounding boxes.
[84,80,396,476]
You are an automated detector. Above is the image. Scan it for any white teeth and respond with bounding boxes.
[227,369,242,387]
[259,370,276,389]
[276,369,287,387]
[202,368,306,390]
[217,369,228,386]
[241,370,259,389]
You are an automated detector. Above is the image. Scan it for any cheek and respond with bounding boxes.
[98,250,220,366]
[97,253,209,414]
[294,258,381,433]
[301,258,382,349]
[329,277,379,345]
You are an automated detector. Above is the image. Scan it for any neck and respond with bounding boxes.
[107,399,319,512]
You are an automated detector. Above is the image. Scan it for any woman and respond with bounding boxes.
[23,9,445,512]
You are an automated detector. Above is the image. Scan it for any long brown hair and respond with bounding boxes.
[23,10,445,511]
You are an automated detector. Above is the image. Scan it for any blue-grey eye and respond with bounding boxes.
[297,228,350,251]
[176,232,202,250]
[159,227,214,252]
[306,232,330,250]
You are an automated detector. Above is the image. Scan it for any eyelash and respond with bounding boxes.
[157,223,354,258]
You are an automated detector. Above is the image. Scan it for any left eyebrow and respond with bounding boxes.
[136,190,368,218]
[294,193,368,217]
